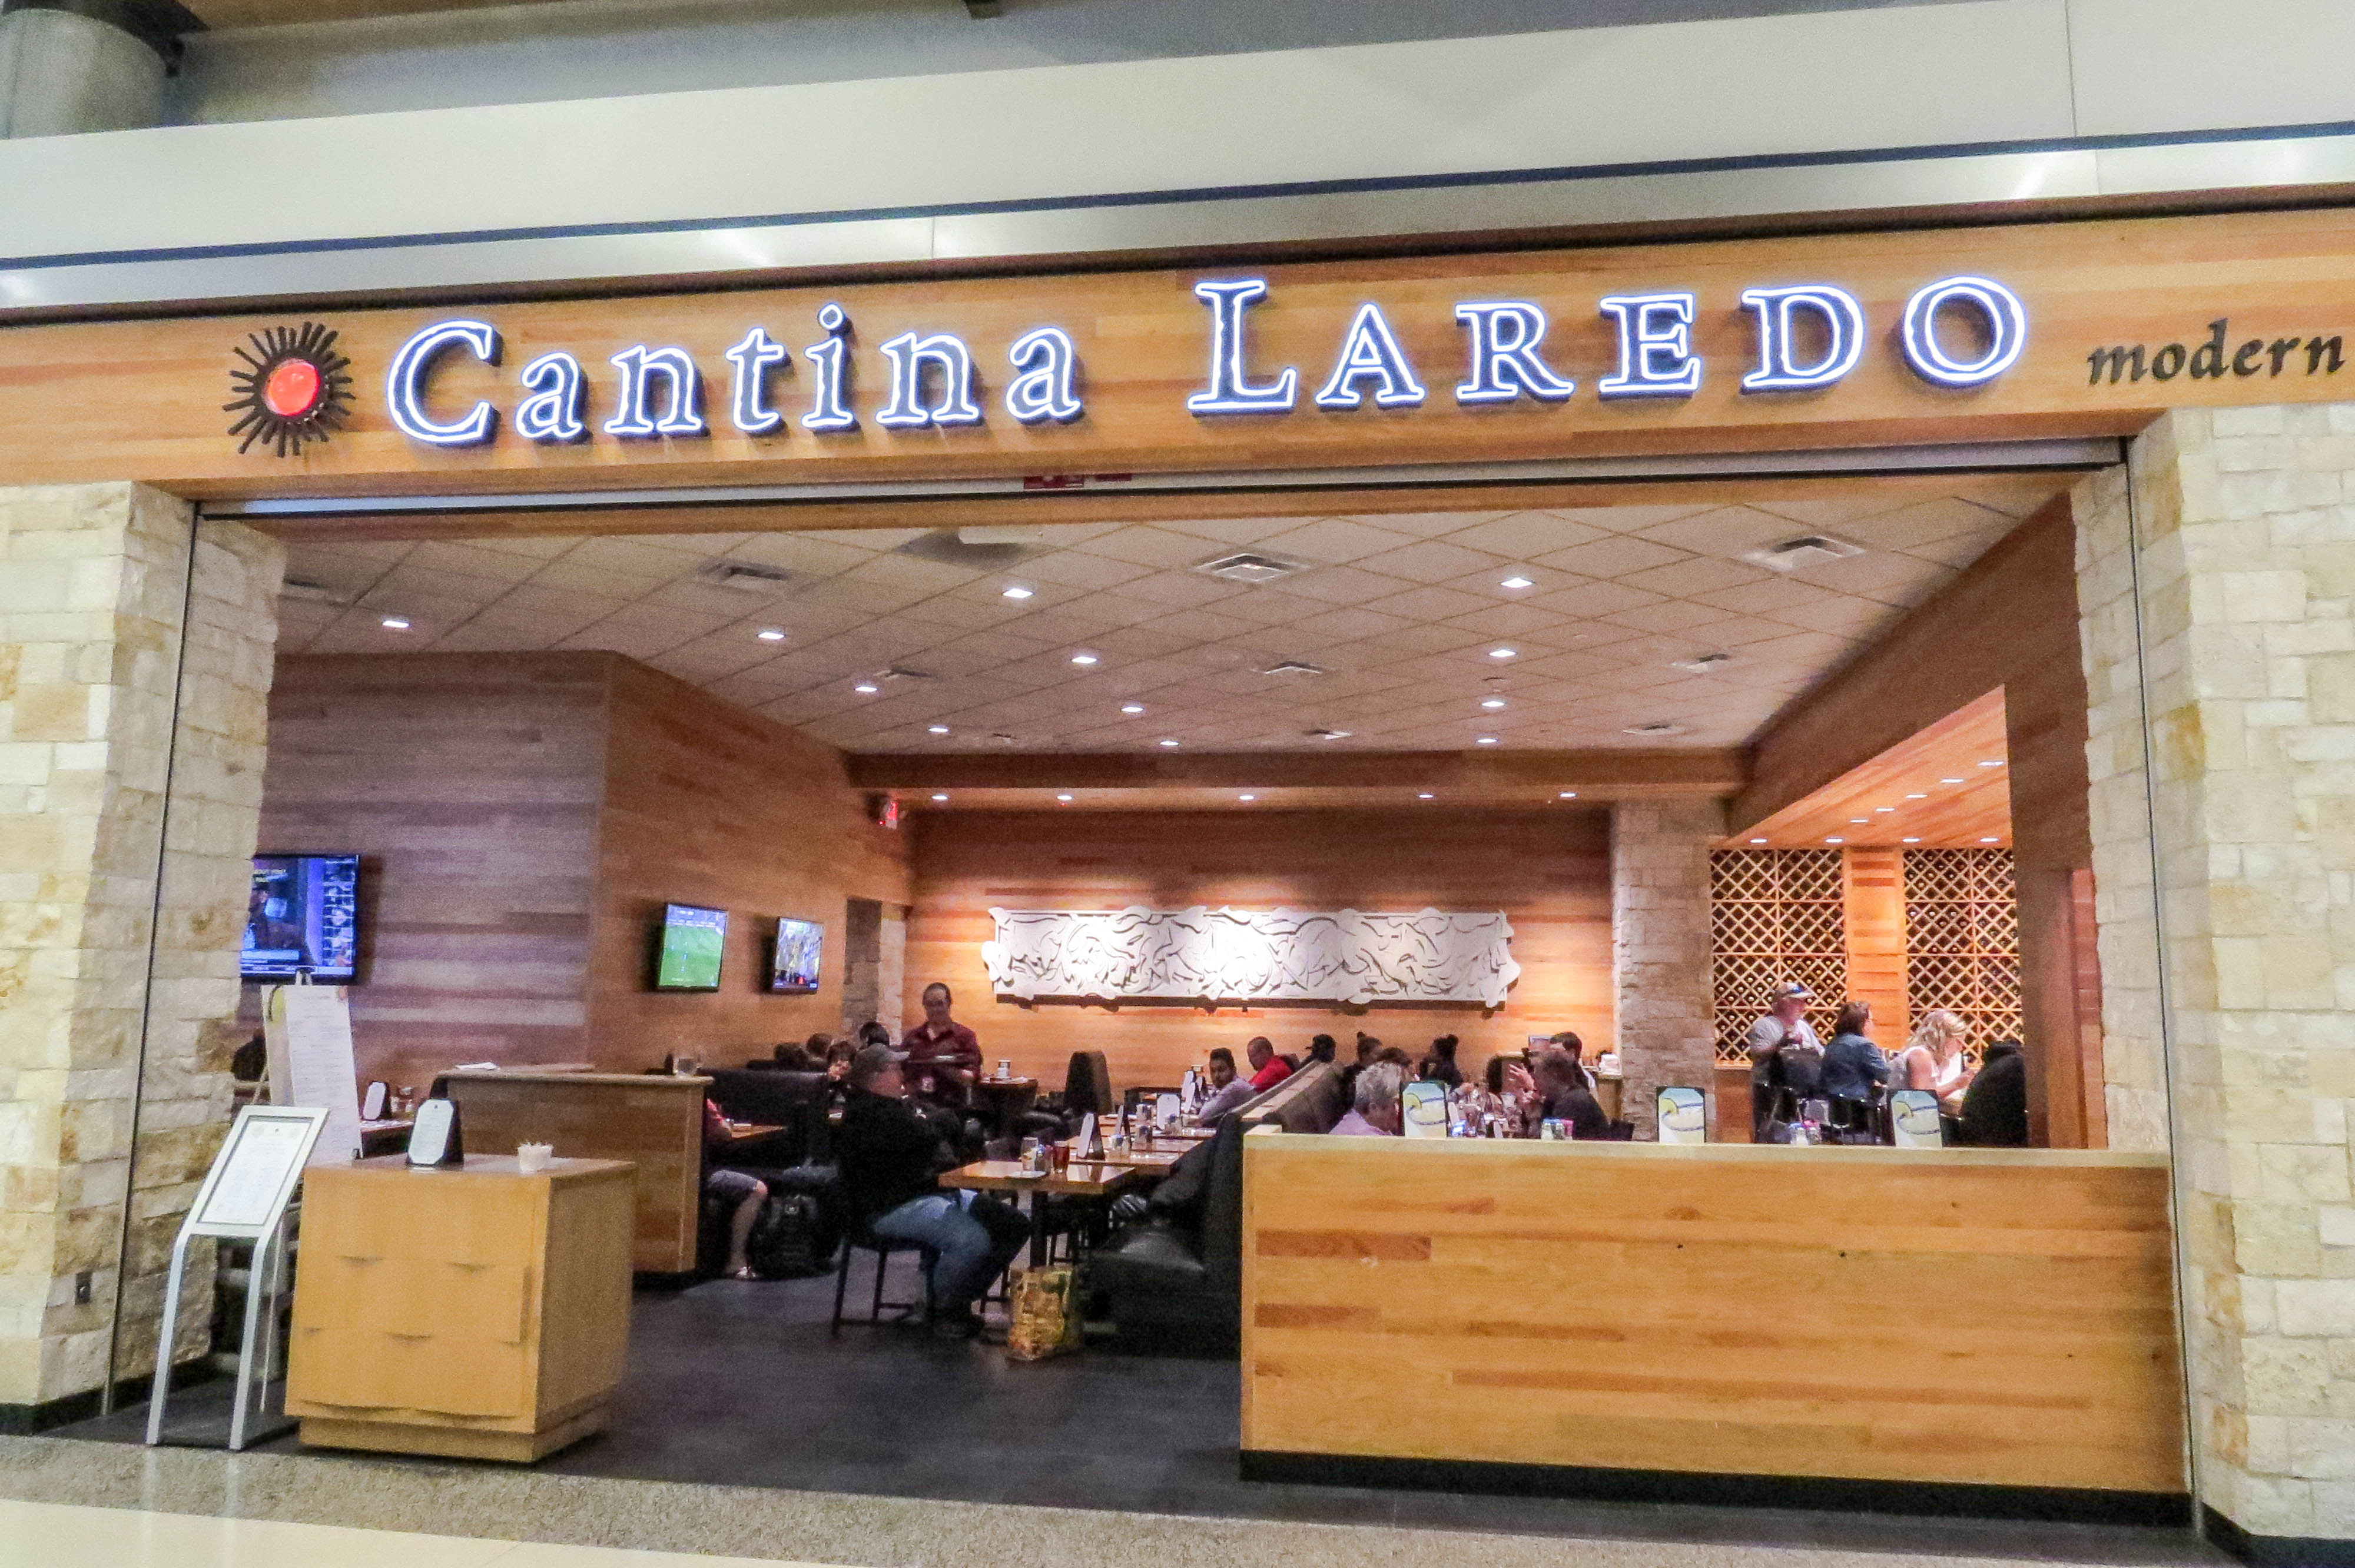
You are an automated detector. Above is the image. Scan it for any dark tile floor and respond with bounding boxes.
[60,1264,2231,1564]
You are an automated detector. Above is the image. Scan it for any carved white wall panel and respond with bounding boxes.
[981,906,1520,1008]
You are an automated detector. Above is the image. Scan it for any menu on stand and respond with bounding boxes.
[264,984,363,1164]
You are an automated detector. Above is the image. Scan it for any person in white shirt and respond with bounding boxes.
[1746,981,1825,1140]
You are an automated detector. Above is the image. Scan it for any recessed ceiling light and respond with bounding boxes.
[931,793,948,802]
[1749,838,1768,845]
[1488,647,1517,660]
[854,682,881,695]
[1826,836,1845,844]
[1941,777,1965,784]
[1418,792,1435,800]
[1500,575,1535,590]
[756,627,787,642]
[1874,806,1895,813]
[1057,793,1073,803]
[1903,836,1922,843]
[1850,818,1869,824]
[1070,652,1099,666]
[1981,836,2001,843]
[1559,791,1577,799]
[1475,735,1500,745]
[1120,702,1145,715]
[1002,585,1034,600]
[1979,759,2004,767]
[928,725,951,735]
[1238,793,1256,802]
[1905,792,1927,799]
[1158,738,1180,748]
[379,616,411,630]
[1669,652,1737,675]
[1481,697,1508,709]
[1306,727,1352,741]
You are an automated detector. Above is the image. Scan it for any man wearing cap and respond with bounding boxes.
[834,1042,1029,1338]
[1747,982,1825,1141]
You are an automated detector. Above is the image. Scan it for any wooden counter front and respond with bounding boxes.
[286,1155,636,1463]
[1241,1135,2185,1500]
[439,1071,705,1273]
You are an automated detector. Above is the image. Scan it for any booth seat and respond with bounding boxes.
[1088,1061,1345,1351]
[699,1068,844,1277]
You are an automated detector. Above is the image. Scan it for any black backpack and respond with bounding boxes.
[745,1191,830,1279]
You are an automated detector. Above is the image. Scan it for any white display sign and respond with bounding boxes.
[981,905,1520,1007]
[185,1105,328,1239]
[264,984,363,1165]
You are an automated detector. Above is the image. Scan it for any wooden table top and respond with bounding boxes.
[718,1122,784,1144]
[940,1159,1142,1197]
[974,1076,1039,1090]
[1090,1145,1188,1168]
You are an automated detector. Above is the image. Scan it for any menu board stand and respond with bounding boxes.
[263,981,363,1165]
[145,1104,327,1450]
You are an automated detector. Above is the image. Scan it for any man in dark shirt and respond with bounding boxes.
[900,982,983,1106]
[1530,1042,1610,1140]
[1954,1039,2029,1147]
[834,1043,1027,1337]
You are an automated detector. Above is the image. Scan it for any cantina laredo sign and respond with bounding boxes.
[363,274,2028,452]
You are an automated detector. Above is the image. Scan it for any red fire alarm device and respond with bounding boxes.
[868,793,900,830]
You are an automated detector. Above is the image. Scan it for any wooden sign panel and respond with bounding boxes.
[4,207,2354,500]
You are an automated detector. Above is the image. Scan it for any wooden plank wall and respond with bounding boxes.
[1732,499,2098,1145]
[254,650,912,1087]
[589,657,911,1071]
[903,805,1611,1093]
[1842,847,1910,1052]
[255,653,609,1091]
[1243,1136,2185,1495]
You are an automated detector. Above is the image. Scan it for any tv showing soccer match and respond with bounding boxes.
[242,853,362,982]
[769,918,823,994]
[654,903,728,991]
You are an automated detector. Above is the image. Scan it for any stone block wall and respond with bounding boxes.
[0,484,279,1416]
[2077,406,2355,1542]
[1611,799,1721,1138]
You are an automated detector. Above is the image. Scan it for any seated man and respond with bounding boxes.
[702,1098,768,1280]
[833,1043,1029,1337]
[1529,1044,1610,1140]
[1194,1047,1256,1125]
[1329,1059,1405,1135]
[1243,1035,1291,1092]
[1953,1038,2029,1147]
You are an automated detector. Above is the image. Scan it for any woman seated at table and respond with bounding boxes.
[1819,1000,1890,1104]
[834,1044,1029,1338]
[702,1099,768,1281]
[1889,1008,1973,1112]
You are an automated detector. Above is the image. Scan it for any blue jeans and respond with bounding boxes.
[870,1191,1030,1315]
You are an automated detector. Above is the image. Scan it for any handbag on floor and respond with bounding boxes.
[747,1191,828,1279]
[1006,1264,1083,1361]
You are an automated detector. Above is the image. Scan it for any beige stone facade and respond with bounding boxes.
[0,484,280,1414]
[2078,406,2355,1540]
[1611,799,1722,1138]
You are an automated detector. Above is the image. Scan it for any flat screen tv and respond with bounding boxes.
[243,853,361,982]
[769,918,823,994]
[654,903,728,991]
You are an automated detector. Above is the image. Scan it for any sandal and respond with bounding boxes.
[725,1264,758,1281]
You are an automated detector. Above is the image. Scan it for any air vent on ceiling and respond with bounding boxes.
[280,576,353,606]
[1669,652,1737,674]
[1305,727,1354,741]
[1261,660,1326,677]
[695,559,795,592]
[898,529,1041,568]
[1624,721,1690,738]
[1196,552,1306,584]
[1740,534,1866,574]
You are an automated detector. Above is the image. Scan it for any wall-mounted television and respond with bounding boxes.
[653,903,728,992]
[243,853,361,982]
[770,918,823,994]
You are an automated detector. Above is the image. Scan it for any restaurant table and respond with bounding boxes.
[939,1158,1140,1267]
[971,1075,1039,1135]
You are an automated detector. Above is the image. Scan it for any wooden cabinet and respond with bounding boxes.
[287,1155,635,1463]
[439,1071,705,1273]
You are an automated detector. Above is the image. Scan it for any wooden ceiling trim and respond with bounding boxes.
[1730,690,2010,849]
[845,746,1746,797]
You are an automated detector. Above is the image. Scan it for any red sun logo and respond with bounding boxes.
[226,322,353,457]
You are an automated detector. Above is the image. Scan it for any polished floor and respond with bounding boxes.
[39,1265,2231,1566]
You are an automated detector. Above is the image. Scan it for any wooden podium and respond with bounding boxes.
[286,1155,635,1462]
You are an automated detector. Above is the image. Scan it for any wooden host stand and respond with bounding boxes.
[286,1154,635,1463]
[439,1069,706,1273]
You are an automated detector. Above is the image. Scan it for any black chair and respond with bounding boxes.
[1063,1051,1114,1117]
[705,1067,831,1163]
[830,1219,935,1334]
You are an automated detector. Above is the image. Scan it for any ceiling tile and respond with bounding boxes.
[1252,517,1423,564]
[1438,510,1611,559]
[1528,580,1667,618]
[1530,536,1693,579]
[1076,525,1234,570]
[1352,538,1507,584]
[1357,583,1498,622]
[1603,600,1737,635]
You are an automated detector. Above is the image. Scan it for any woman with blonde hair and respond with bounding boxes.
[1890,1009,1972,1112]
